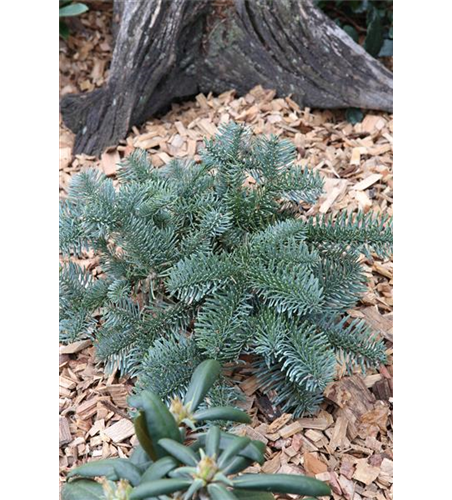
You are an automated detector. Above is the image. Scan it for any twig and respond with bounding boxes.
[101,399,133,421]
[329,6,367,33]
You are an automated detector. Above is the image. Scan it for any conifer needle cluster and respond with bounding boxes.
[60,122,392,415]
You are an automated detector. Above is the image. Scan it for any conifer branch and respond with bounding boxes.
[194,288,253,362]
[306,211,393,257]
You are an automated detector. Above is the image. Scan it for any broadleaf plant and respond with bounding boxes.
[60,122,392,415]
[62,359,331,500]
[316,0,393,58]
[59,1,89,39]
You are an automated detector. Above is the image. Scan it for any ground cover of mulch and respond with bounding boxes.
[59,6,393,499]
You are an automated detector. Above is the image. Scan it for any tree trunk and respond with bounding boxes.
[61,0,393,156]
[61,0,210,155]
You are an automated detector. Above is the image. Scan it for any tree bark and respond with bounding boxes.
[61,0,393,156]
[111,0,125,40]
[61,0,210,155]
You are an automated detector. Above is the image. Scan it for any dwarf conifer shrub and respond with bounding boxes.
[60,122,392,415]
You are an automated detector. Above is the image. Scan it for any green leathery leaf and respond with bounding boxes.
[134,411,157,460]
[129,479,191,499]
[59,20,70,39]
[61,480,104,500]
[141,391,182,459]
[232,473,331,496]
[251,439,265,454]
[193,406,251,424]
[378,39,393,57]
[213,471,233,486]
[342,24,359,42]
[205,425,221,456]
[221,455,253,475]
[59,3,89,17]
[128,445,152,469]
[233,490,275,500]
[208,483,239,500]
[183,359,221,410]
[140,456,178,483]
[184,478,205,499]
[158,438,199,466]
[218,436,251,468]
[238,440,265,465]
[111,461,142,486]
[345,108,364,125]
[168,466,197,478]
[364,6,384,56]
[66,458,128,480]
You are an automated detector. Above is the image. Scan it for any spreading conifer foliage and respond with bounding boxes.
[60,122,392,415]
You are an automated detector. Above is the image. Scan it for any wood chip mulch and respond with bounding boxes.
[59,7,393,500]
[59,333,393,500]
